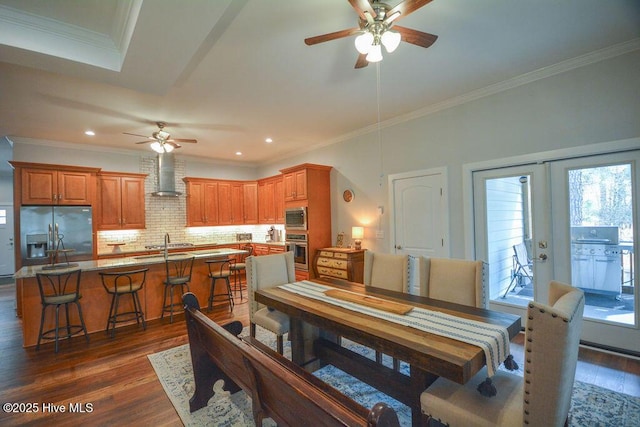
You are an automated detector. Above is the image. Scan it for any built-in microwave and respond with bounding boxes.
[285,207,307,230]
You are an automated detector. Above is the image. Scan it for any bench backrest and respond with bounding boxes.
[183,292,399,427]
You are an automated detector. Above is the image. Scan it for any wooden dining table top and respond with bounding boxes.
[255,277,522,385]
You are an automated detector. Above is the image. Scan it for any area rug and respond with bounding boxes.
[148,327,640,426]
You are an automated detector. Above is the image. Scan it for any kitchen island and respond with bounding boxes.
[13,247,247,348]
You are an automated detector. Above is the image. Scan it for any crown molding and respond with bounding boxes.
[330,38,640,144]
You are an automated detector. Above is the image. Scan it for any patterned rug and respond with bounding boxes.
[148,327,640,426]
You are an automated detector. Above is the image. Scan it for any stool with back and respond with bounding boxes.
[36,268,89,353]
[99,268,148,337]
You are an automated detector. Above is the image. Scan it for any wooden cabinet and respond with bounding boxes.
[258,175,284,224]
[253,243,286,256]
[283,168,308,201]
[243,182,258,224]
[314,248,365,283]
[186,178,257,226]
[15,163,98,205]
[184,178,219,226]
[280,163,333,279]
[97,172,146,230]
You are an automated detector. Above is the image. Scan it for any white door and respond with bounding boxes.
[473,164,553,318]
[389,168,448,258]
[0,204,15,276]
[474,151,639,352]
[550,151,638,351]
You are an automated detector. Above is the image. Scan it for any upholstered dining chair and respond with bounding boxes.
[246,251,296,354]
[363,250,410,369]
[421,257,488,308]
[363,250,410,292]
[420,280,585,427]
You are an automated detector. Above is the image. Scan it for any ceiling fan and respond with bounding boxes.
[124,122,197,153]
[304,0,438,68]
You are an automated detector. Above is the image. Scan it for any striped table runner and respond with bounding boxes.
[279,281,509,378]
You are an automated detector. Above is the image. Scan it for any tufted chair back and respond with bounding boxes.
[522,280,585,426]
[363,251,409,293]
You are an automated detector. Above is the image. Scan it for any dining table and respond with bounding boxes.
[255,277,521,426]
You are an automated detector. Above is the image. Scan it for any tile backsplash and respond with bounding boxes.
[96,155,283,254]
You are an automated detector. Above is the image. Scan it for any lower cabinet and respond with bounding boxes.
[313,248,365,284]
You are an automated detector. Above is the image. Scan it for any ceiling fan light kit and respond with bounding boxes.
[124,121,197,153]
[305,0,437,69]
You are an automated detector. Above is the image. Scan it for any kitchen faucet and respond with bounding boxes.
[164,233,171,259]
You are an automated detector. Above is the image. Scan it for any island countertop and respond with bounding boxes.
[14,246,249,347]
[14,247,247,279]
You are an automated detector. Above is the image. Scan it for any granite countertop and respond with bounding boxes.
[98,240,285,256]
[14,247,248,279]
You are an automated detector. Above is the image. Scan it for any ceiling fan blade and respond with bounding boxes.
[170,138,198,143]
[166,141,181,149]
[124,132,153,139]
[305,27,360,45]
[134,141,151,144]
[348,0,377,20]
[355,53,369,69]
[386,0,434,23]
[394,25,438,48]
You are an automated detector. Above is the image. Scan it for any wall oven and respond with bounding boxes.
[285,207,307,230]
[286,232,308,271]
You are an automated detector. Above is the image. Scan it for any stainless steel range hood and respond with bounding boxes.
[152,153,182,197]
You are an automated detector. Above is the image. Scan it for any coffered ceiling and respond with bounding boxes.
[0,0,638,165]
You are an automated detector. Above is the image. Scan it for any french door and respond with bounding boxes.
[474,150,639,353]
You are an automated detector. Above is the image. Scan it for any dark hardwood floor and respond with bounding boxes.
[0,282,638,426]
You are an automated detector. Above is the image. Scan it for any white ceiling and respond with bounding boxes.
[0,0,639,166]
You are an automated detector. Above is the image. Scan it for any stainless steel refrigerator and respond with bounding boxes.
[20,206,93,266]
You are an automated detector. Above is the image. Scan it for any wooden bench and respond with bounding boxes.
[183,292,400,427]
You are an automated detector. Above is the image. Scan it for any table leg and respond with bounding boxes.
[289,317,320,371]
[410,365,438,427]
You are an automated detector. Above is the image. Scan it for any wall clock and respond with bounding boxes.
[343,189,354,203]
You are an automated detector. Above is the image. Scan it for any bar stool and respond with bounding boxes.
[229,244,253,300]
[99,268,148,337]
[206,258,234,312]
[161,255,195,323]
[36,268,89,353]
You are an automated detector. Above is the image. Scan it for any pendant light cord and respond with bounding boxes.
[376,62,383,188]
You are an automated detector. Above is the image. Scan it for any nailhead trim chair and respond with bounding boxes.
[420,280,584,427]
[246,251,296,354]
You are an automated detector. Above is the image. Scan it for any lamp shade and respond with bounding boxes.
[366,43,383,62]
[355,32,374,54]
[150,141,174,153]
[381,30,401,53]
[352,226,364,239]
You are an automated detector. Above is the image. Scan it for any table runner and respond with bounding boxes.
[278,281,510,378]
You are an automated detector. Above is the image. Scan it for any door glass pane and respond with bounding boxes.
[568,164,635,325]
[486,174,534,306]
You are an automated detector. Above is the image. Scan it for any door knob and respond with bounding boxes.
[537,253,548,261]
[395,244,402,249]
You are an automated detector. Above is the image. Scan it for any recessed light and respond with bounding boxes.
[85,130,95,136]
[265,137,273,143]
[235,151,242,156]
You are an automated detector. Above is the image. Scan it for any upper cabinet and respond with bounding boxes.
[10,162,99,206]
[185,178,258,226]
[280,163,332,206]
[258,175,283,224]
[184,178,219,226]
[283,168,308,202]
[97,172,147,230]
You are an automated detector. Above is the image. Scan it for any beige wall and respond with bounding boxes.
[11,50,640,257]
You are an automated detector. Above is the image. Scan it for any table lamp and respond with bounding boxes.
[352,226,364,250]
